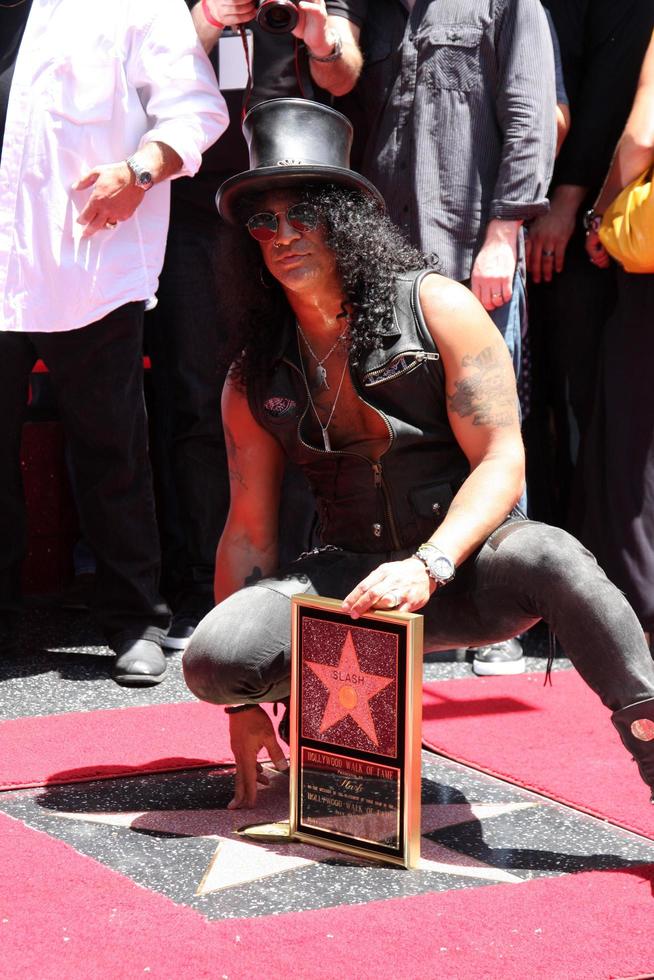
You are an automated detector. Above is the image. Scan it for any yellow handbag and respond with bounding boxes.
[599,167,654,274]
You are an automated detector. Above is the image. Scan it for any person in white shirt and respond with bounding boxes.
[0,0,227,685]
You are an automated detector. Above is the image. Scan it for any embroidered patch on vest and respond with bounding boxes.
[263,396,297,418]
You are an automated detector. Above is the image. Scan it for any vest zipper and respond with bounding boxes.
[361,349,440,387]
[286,356,403,550]
[371,462,402,550]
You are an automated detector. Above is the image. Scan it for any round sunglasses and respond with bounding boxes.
[246,202,319,242]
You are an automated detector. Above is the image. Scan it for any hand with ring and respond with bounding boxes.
[470,221,519,311]
[341,557,436,619]
[75,160,145,239]
[524,205,575,283]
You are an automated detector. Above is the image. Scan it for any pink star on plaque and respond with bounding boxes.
[306,631,393,746]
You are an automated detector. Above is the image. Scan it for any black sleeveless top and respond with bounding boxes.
[248,270,471,553]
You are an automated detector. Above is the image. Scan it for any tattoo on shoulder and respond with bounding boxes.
[447,346,517,427]
[224,425,247,488]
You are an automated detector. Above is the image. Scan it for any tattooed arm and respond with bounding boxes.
[343,275,525,619]
[214,373,286,604]
[419,274,525,566]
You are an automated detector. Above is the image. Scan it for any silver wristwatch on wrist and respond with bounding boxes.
[307,31,343,62]
[126,155,153,191]
[413,543,456,585]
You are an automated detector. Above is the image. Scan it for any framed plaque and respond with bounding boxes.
[289,595,423,868]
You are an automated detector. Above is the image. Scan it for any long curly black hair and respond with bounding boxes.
[225,184,435,386]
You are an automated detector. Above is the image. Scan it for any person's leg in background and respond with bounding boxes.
[145,216,233,649]
[0,333,36,653]
[572,270,654,641]
[146,216,318,652]
[469,264,528,675]
[37,303,170,685]
[525,229,617,527]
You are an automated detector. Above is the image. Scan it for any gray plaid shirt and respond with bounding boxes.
[334,0,557,279]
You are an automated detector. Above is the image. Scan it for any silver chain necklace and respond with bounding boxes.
[297,349,349,452]
[1,1,30,8]
[296,320,348,391]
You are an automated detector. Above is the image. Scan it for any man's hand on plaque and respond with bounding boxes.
[341,557,436,619]
[227,705,289,810]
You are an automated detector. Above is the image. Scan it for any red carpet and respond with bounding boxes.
[422,671,654,841]
[3,810,654,980]
[0,701,234,790]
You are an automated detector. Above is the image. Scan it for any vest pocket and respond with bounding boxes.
[408,480,455,524]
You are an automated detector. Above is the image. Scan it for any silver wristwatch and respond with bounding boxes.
[126,155,153,191]
[413,543,456,585]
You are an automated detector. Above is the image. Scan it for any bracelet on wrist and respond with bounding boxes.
[583,208,603,234]
[201,0,224,30]
[308,31,343,63]
[225,703,258,715]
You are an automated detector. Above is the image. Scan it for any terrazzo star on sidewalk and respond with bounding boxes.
[183,99,654,810]
[0,0,227,685]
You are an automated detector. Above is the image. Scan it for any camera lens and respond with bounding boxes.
[257,0,299,34]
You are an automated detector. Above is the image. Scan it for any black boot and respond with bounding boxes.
[611,699,654,801]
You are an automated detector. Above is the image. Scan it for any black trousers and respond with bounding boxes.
[572,270,654,630]
[0,303,170,644]
[144,217,232,609]
[523,229,617,526]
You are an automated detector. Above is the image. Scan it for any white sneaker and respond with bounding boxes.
[472,638,525,676]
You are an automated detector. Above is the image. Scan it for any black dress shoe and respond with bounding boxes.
[111,638,167,687]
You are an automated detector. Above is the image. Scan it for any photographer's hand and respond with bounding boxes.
[295,3,362,96]
[293,0,331,55]
[201,0,256,27]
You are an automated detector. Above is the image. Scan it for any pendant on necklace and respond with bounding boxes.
[322,427,331,452]
[315,364,329,390]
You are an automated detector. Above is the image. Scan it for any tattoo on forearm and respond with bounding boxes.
[244,566,263,587]
[447,346,517,427]
[224,425,247,488]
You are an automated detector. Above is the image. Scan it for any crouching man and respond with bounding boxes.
[183,100,654,808]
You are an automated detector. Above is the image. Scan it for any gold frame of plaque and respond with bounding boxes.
[289,594,423,869]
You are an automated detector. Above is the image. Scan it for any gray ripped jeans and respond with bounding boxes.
[183,517,654,715]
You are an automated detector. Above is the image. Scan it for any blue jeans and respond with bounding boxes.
[183,516,654,714]
[489,266,526,381]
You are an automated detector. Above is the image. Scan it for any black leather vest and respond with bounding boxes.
[248,270,470,553]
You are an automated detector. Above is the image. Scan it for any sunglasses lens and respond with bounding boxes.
[247,212,277,241]
[288,202,319,232]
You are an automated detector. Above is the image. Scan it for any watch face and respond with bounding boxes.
[417,547,455,583]
[431,555,454,581]
[137,171,153,187]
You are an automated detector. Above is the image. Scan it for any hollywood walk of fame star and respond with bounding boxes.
[48,771,538,894]
[305,630,394,747]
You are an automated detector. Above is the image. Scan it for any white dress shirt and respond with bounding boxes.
[0,0,228,333]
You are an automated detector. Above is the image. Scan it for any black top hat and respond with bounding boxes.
[216,98,384,224]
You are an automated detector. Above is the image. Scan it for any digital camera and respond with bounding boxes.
[256,0,299,34]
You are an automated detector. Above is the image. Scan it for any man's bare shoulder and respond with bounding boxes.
[418,273,496,349]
